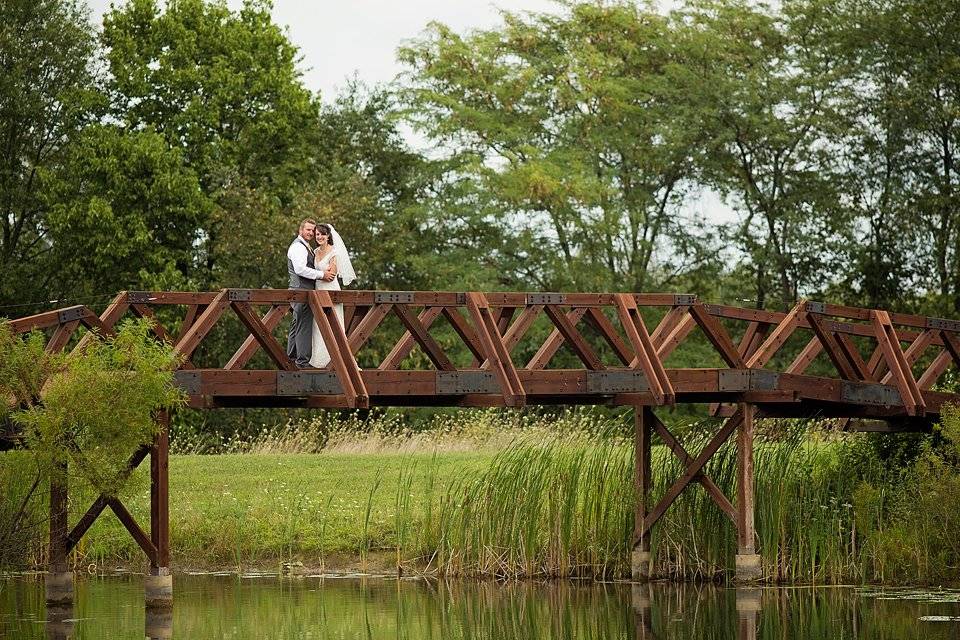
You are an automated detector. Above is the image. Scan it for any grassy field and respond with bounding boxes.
[70,451,492,571]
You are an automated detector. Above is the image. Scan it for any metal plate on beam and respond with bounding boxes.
[228,289,252,302]
[57,306,86,323]
[718,369,751,392]
[840,381,902,407]
[173,371,201,395]
[277,371,343,395]
[673,294,696,306]
[526,293,566,305]
[374,292,415,304]
[436,371,499,394]
[586,371,650,393]
[805,301,826,314]
[927,317,960,332]
[750,370,780,391]
[127,291,152,304]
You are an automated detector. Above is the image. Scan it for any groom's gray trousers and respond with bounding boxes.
[287,246,317,368]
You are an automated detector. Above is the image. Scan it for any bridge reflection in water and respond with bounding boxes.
[7,289,960,607]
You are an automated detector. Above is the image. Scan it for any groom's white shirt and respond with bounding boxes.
[287,237,326,281]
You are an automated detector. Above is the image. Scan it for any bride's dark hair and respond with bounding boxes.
[316,223,335,246]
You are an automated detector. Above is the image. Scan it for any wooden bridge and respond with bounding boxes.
[7,289,960,606]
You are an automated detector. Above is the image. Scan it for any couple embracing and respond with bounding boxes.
[286,219,356,368]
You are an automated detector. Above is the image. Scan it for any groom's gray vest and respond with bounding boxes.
[287,237,316,290]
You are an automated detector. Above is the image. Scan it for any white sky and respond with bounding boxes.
[86,0,565,101]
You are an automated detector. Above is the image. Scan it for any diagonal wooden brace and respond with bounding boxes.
[465,292,525,407]
[871,310,924,416]
[639,409,744,538]
[309,290,368,408]
[615,294,674,405]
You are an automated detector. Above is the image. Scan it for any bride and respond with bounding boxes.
[309,223,356,368]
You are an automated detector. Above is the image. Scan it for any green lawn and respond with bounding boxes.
[75,451,493,570]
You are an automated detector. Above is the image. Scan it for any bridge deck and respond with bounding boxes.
[7,289,958,423]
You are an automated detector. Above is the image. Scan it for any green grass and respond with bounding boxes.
[72,451,492,571]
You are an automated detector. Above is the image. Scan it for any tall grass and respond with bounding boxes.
[412,419,881,582]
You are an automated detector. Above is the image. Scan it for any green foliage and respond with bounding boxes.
[399,3,722,293]
[11,319,184,496]
[0,0,100,306]
[0,325,63,419]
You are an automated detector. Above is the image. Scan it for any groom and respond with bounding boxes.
[286,218,334,368]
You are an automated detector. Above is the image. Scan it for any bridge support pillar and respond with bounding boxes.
[735,587,762,640]
[735,403,762,583]
[631,583,655,638]
[632,406,654,581]
[46,460,73,605]
[147,411,173,608]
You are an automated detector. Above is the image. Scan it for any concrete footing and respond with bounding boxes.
[46,604,75,640]
[734,553,762,583]
[145,607,173,639]
[44,572,73,605]
[145,568,173,608]
[631,549,652,581]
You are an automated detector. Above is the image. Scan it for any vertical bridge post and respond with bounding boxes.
[735,403,761,582]
[632,405,653,580]
[146,410,173,608]
[45,458,72,604]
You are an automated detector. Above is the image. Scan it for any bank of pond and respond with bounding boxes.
[2,412,960,585]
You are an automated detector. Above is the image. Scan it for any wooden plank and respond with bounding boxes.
[688,303,747,368]
[176,304,202,343]
[746,301,805,368]
[108,498,158,564]
[634,406,652,554]
[807,312,860,380]
[231,301,296,371]
[347,303,392,354]
[465,292,525,407]
[309,290,368,408]
[655,312,696,360]
[880,329,936,384]
[542,305,606,371]
[615,294,673,405]
[786,337,822,375]
[385,305,454,371]
[917,350,952,390]
[641,410,743,536]
[174,290,230,361]
[45,320,79,354]
[736,403,756,554]
[500,304,543,354]
[225,305,288,369]
[66,445,151,552]
[648,411,738,527]
[379,306,444,370]
[441,307,487,362]
[872,310,924,416]
[585,307,634,365]
[526,308,588,370]
[151,412,170,568]
[650,306,688,347]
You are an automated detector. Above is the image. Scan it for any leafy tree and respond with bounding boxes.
[399,2,720,293]
[101,0,321,284]
[5,319,183,497]
[41,125,209,298]
[688,0,853,310]
[0,0,99,306]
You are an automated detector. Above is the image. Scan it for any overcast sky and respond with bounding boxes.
[86,0,566,101]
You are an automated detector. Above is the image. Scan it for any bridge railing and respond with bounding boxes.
[6,289,960,417]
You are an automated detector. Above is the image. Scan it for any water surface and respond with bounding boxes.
[2,573,959,639]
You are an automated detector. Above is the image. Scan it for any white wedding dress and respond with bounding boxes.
[309,250,345,368]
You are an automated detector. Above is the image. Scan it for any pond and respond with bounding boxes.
[2,573,960,639]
